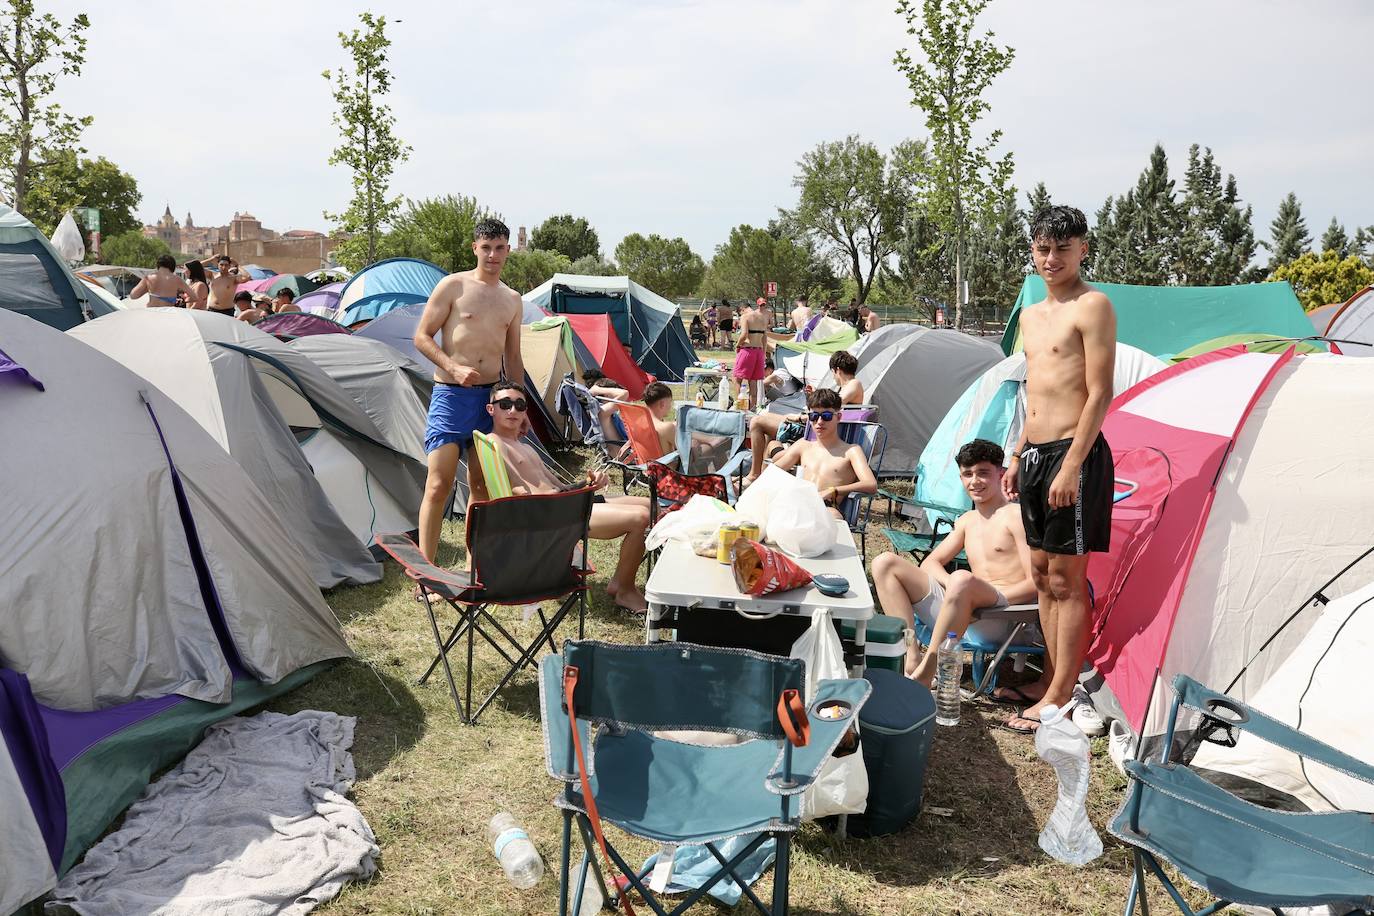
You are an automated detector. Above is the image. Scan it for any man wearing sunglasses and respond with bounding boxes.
[412,218,526,563]
[482,383,655,615]
[768,388,876,518]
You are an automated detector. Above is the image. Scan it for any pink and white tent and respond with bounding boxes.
[1086,347,1374,744]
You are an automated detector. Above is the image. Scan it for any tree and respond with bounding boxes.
[1091,145,1181,285]
[1175,145,1258,286]
[964,185,1026,323]
[1264,192,1310,273]
[781,135,920,304]
[21,152,141,237]
[1352,225,1374,267]
[613,233,705,298]
[502,248,573,294]
[703,223,826,303]
[530,214,600,262]
[886,203,951,322]
[0,1,90,211]
[323,12,410,265]
[895,0,1015,326]
[569,253,619,276]
[1024,182,1052,226]
[1269,250,1374,311]
[1320,217,1349,258]
[100,230,169,269]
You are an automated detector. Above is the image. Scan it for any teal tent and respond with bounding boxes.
[0,205,110,331]
[1001,276,1313,359]
[523,274,698,382]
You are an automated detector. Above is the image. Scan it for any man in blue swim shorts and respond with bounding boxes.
[412,218,526,562]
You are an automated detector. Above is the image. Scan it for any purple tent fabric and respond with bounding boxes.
[0,346,44,390]
[253,312,352,340]
[39,693,183,772]
[296,281,344,318]
[0,669,66,869]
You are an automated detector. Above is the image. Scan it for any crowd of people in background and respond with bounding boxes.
[126,253,300,323]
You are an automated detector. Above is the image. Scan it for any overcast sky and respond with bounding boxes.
[44,0,1374,259]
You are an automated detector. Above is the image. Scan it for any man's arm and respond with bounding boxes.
[413,277,476,384]
[919,515,967,588]
[831,445,877,501]
[1000,506,1040,605]
[503,291,524,384]
[1049,293,1118,508]
[770,439,806,474]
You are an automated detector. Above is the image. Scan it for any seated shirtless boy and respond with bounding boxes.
[744,351,863,485]
[477,382,654,614]
[768,388,877,518]
[871,439,1037,685]
[641,381,676,455]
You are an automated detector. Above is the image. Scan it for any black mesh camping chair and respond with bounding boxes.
[377,487,594,725]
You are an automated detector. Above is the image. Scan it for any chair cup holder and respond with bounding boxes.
[813,699,853,722]
[1203,696,1249,725]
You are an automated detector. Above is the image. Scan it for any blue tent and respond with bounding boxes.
[336,258,446,327]
[0,205,111,331]
[523,274,697,382]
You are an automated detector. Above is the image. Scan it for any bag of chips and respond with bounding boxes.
[731,539,814,596]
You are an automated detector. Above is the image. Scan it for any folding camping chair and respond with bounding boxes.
[376,487,594,725]
[674,405,751,500]
[830,420,886,562]
[540,640,871,916]
[1111,674,1374,915]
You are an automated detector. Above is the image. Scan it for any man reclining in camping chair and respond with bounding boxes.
[744,350,864,488]
[873,439,1038,687]
[477,381,655,615]
[763,388,877,519]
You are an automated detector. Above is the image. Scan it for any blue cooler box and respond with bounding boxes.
[848,667,936,837]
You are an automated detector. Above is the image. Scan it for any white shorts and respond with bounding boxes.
[912,578,1033,646]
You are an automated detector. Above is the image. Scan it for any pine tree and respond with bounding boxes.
[1264,192,1310,273]
[965,186,1026,324]
[1320,217,1350,258]
[1176,145,1257,285]
[1024,182,1052,226]
[1353,225,1374,267]
[1088,196,1123,282]
[1089,145,1179,284]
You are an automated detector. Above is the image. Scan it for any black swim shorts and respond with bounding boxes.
[719,317,735,332]
[1019,433,1113,555]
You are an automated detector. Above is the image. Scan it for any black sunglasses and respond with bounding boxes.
[809,410,836,422]
[494,397,528,412]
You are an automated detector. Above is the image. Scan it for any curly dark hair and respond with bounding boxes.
[828,350,858,376]
[473,218,510,241]
[955,438,1005,469]
[1028,205,1088,243]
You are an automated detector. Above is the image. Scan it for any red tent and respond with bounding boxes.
[563,312,654,400]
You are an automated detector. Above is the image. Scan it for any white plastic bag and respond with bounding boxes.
[645,494,736,552]
[733,463,790,534]
[742,466,835,558]
[789,608,868,820]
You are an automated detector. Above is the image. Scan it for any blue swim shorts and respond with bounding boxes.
[424,382,495,454]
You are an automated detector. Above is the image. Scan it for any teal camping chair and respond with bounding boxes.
[540,640,871,915]
[1111,675,1374,915]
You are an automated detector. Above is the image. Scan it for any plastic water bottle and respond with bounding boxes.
[1034,704,1104,866]
[717,378,731,409]
[488,811,544,889]
[935,631,962,727]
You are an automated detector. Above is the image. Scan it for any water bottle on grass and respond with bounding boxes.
[935,631,962,727]
[1034,704,1103,866]
[489,811,544,889]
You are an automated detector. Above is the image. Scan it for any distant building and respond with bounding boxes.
[142,207,339,272]
[151,205,181,252]
[517,226,528,251]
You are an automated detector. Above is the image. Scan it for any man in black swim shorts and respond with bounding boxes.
[1001,205,1118,735]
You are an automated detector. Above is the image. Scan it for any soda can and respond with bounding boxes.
[717,523,742,565]
[737,519,761,543]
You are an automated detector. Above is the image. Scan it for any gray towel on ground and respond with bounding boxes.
[51,710,378,915]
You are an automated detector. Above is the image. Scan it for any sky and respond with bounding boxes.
[40,0,1374,259]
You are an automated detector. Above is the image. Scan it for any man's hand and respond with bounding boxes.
[820,486,839,506]
[589,469,610,492]
[1002,461,1020,500]
[1048,465,1079,509]
[446,362,482,386]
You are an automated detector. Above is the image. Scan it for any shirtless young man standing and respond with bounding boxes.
[1001,205,1117,734]
[479,381,654,613]
[770,388,877,517]
[129,254,192,307]
[731,300,770,410]
[206,255,244,314]
[412,218,525,564]
[743,350,863,485]
[872,439,1037,683]
[789,295,812,334]
[860,303,881,333]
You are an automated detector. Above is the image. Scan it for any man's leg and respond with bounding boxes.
[909,570,1003,686]
[872,551,932,677]
[745,413,784,483]
[747,378,759,411]
[418,442,461,562]
[1024,552,1091,717]
[589,500,650,612]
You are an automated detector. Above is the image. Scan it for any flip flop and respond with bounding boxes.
[615,604,648,619]
[997,712,1041,735]
[987,684,1040,707]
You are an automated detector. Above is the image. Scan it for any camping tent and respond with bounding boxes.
[296,280,345,317]
[0,204,109,330]
[1169,331,1329,362]
[1191,575,1374,812]
[523,273,698,381]
[840,326,1002,475]
[559,312,654,400]
[522,318,583,440]
[1083,349,1374,748]
[1,310,351,907]
[239,264,276,280]
[254,311,353,339]
[915,343,1166,529]
[1323,285,1374,357]
[76,273,135,311]
[287,334,433,464]
[335,257,446,327]
[69,310,383,587]
[1001,276,1315,359]
[1307,302,1342,335]
[773,316,862,386]
[264,274,320,299]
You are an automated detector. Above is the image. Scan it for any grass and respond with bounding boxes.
[251,435,1227,916]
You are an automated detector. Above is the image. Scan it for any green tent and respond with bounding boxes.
[1169,332,1328,362]
[1001,277,1313,359]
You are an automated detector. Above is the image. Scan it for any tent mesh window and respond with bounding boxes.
[0,254,60,310]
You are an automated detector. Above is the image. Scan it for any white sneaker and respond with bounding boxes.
[1070,687,1107,737]
[1107,719,1135,774]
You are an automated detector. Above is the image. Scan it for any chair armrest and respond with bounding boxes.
[539,654,597,783]
[1171,675,1374,788]
[653,451,679,468]
[973,603,1040,625]
[717,449,753,502]
[765,677,872,796]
